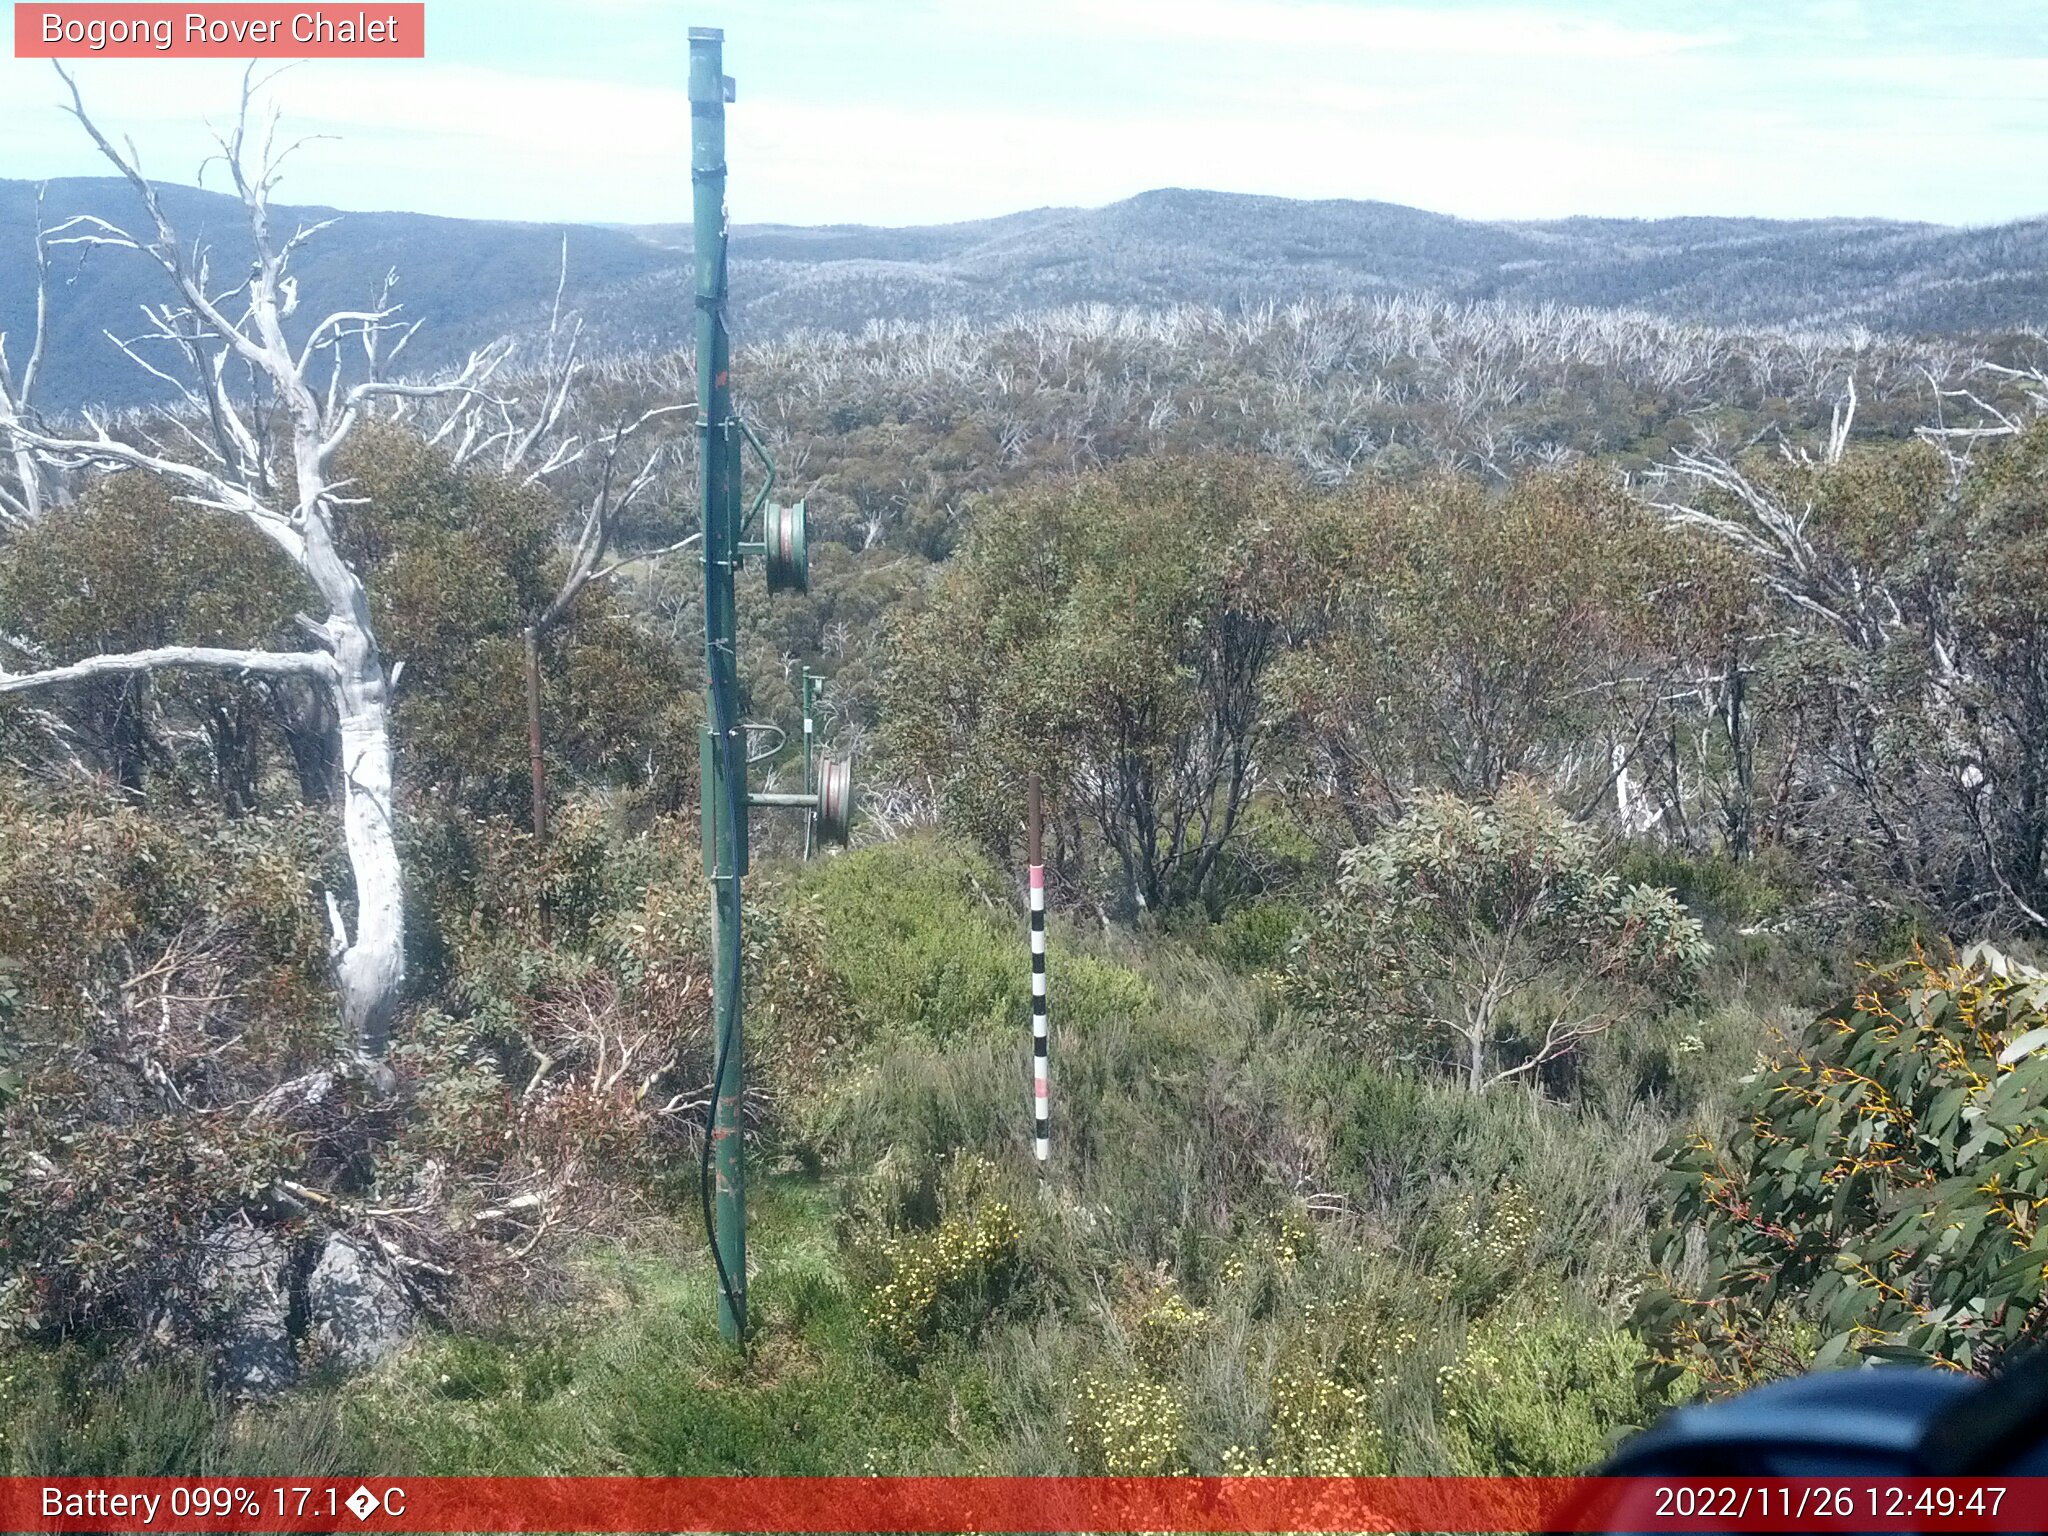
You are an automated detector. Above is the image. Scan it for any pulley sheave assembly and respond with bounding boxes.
[813,753,853,846]
[730,417,808,595]
[737,744,853,850]
[730,667,852,859]
[759,499,808,595]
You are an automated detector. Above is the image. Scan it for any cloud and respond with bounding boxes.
[0,4,2041,227]
[0,59,692,220]
[971,0,1731,59]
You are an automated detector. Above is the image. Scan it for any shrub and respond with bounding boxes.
[1193,801,1320,916]
[1227,1359,1382,1475]
[332,425,695,821]
[0,782,825,1363]
[1422,1181,1541,1313]
[1329,1062,1665,1295]
[0,473,302,811]
[1440,1303,1655,1474]
[809,837,1154,1043]
[1289,781,1709,1093]
[883,456,1316,914]
[1211,1204,1318,1319]
[1133,1286,1209,1378]
[1203,899,1306,975]
[1067,1371,1188,1474]
[1222,1285,1416,1477]
[1614,846,1804,931]
[813,840,1025,1041]
[0,796,338,1342]
[849,1154,1026,1359]
[1635,944,2048,1387]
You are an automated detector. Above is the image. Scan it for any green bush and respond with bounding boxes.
[847,1153,1027,1359]
[0,473,302,812]
[809,837,1154,1043]
[0,796,337,1341]
[1229,1357,1382,1475]
[1441,1301,1658,1474]
[1219,1286,1410,1476]
[1421,1182,1542,1313]
[1331,1062,1664,1293]
[1194,801,1320,915]
[1203,899,1306,975]
[1133,1286,1209,1378]
[882,456,1316,914]
[1614,846,1804,930]
[0,1348,359,1476]
[1581,1001,1781,1121]
[812,840,1021,1040]
[1289,782,1708,1094]
[1636,944,2048,1387]
[1067,1371,1188,1474]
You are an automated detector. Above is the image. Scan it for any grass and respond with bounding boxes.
[0,837,1787,1479]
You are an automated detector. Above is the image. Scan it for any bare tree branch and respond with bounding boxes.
[0,645,338,694]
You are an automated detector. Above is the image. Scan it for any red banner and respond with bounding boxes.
[0,1476,2043,1533]
[13,4,425,58]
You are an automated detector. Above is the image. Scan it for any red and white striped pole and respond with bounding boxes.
[1028,773,1050,1166]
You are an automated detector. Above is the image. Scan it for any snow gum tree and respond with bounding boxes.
[0,70,503,1057]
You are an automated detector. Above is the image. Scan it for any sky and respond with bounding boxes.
[0,0,2044,229]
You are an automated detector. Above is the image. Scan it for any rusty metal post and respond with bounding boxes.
[524,626,547,843]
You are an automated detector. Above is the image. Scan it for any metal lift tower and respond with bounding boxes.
[690,25,852,1345]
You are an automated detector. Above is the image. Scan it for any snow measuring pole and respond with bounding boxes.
[691,26,852,1345]
[1028,774,1051,1166]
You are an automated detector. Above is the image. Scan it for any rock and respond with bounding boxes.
[306,1233,415,1369]
[196,1223,297,1396]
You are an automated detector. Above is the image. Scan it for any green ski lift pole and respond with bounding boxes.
[690,27,852,1345]
[691,25,747,1346]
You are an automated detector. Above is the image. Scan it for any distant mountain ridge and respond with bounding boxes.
[717,190,2048,342]
[4,179,2045,412]
[0,177,671,414]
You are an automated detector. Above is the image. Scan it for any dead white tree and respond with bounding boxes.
[1646,383,2048,926]
[1914,360,2048,479]
[1645,386,1915,655]
[0,183,54,527]
[0,68,500,1058]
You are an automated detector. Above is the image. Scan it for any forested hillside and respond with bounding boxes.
[707,191,2048,342]
[8,175,2048,411]
[6,108,2048,1482]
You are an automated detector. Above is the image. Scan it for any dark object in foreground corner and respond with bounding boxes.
[1605,1354,2048,1476]
[1579,1354,2048,1531]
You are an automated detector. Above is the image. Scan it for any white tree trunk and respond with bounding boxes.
[333,659,404,1054]
[3,442,41,524]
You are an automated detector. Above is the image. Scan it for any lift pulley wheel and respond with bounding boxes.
[763,500,809,595]
[814,754,853,847]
